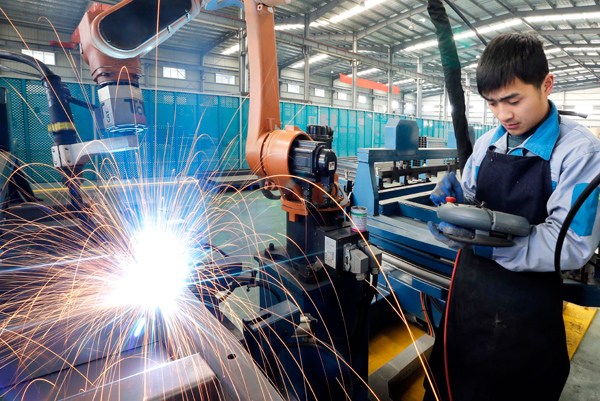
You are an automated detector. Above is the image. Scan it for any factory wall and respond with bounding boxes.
[550,88,600,129]
[0,77,495,184]
[421,89,600,131]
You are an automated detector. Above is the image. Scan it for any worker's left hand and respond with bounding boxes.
[430,171,464,206]
[428,221,473,249]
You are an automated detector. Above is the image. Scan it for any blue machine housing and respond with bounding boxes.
[351,119,459,327]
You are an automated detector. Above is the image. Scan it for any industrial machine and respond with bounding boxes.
[349,117,600,334]
[4,1,596,400]
[0,1,382,401]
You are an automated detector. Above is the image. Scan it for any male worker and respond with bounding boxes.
[424,32,600,401]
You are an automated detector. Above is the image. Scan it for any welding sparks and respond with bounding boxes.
[108,226,194,313]
[0,10,417,400]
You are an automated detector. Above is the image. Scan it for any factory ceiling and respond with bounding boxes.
[1,0,600,94]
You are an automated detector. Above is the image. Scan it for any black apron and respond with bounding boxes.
[424,148,570,401]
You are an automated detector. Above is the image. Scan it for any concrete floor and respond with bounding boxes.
[561,313,600,401]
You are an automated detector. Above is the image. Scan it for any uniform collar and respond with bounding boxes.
[489,101,560,160]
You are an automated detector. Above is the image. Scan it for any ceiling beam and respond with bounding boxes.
[274,0,344,26]
[311,4,429,42]
[189,13,446,85]
[535,28,600,37]
[198,30,239,57]
[276,31,443,85]
[195,10,245,29]
[554,79,600,93]
[279,54,305,71]
[390,5,600,53]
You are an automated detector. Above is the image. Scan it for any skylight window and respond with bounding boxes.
[222,44,240,55]
[356,68,380,77]
[21,49,55,65]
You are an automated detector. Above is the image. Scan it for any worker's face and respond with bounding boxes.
[482,74,554,136]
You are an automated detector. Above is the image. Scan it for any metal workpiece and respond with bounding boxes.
[437,202,531,237]
[0,288,285,401]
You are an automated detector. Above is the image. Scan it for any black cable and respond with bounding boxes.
[442,0,487,47]
[0,50,55,77]
[558,110,588,119]
[0,50,77,147]
[555,170,600,273]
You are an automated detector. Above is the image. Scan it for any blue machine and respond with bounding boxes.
[350,118,600,329]
[350,118,459,327]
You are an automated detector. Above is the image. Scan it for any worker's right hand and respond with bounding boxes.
[430,171,464,206]
[428,221,472,250]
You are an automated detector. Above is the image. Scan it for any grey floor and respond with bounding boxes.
[561,313,600,401]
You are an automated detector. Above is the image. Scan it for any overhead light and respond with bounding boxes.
[403,18,523,52]
[221,44,239,55]
[356,67,381,76]
[275,20,330,31]
[525,11,600,23]
[275,24,304,31]
[330,0,387,24]
[544,47,564,54]
[552,67,586,75]
[394,78,414,85]
[279,0,386,29]
[453,18,522,40]
[403,39,438,52]
[402,11,600,53]
[310,20,330,28]
[563,47,600,52]
[291,54,329,69]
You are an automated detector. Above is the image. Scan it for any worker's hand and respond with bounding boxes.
[427,221,473,250]
[430,171,464,206]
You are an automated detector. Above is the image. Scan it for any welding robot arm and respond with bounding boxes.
[79,0,343,219]
[66,0,204,170]
[243,0,345,221]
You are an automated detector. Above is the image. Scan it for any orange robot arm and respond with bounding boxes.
[74,0,341,220]
[244,1,341,221]
[243,1,309,190]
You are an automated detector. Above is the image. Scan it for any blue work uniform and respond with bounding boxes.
[462,101,600,272]
[424,101,600,401]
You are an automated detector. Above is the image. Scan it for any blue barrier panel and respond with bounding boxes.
[1,78,497,183]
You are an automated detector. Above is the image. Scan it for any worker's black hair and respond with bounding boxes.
[476,33,549,96]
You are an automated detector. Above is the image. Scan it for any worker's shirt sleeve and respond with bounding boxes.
[493,121,600,272]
